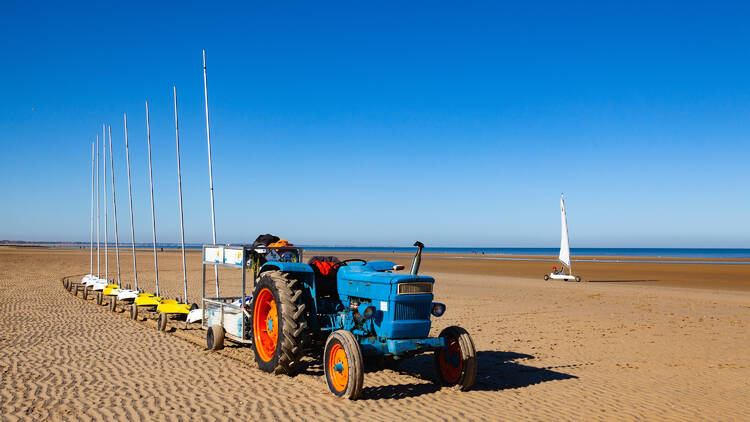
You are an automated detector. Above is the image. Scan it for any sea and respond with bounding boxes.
[57,243,750,260]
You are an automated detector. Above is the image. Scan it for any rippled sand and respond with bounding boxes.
[1,247,748,421]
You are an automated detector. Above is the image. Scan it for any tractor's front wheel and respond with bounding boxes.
[324,330,364,400]
[434,326,477,391]
[249,270,308,375]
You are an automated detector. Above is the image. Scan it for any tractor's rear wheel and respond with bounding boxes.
[434,326,477,391]
[249,270,308,375]
[324,330,364,400]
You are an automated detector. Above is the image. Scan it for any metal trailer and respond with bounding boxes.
[200,244,303,348]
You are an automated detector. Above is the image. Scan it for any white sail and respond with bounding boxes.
[559,194,571,269]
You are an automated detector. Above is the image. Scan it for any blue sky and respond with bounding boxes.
[1,1,749,247]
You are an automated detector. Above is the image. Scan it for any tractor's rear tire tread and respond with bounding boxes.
[250,270,308,375]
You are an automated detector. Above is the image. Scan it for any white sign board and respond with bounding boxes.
[224,248,243,265]
[205,247,224,263]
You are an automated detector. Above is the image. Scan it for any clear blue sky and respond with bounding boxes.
[1,1,749,247]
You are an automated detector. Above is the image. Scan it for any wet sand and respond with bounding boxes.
[0,247,748,421]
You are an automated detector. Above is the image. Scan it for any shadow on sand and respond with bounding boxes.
[301,350,581,400]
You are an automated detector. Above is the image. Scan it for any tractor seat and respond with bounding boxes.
[308,256,341,297]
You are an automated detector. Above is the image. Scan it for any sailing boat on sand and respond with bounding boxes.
[544,194,582,282]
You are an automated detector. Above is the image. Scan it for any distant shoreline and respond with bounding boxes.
[3,243,749,263]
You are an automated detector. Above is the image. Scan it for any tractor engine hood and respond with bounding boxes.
[337,261,435,339]
[337,261,435,297]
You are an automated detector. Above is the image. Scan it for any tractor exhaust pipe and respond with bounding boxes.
[410,241,425,275]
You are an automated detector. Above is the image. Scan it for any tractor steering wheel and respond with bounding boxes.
[339,258,367,266]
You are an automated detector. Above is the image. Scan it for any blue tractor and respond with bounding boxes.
[246,241,477,399]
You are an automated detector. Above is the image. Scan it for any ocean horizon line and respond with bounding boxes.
[4,241,750,259]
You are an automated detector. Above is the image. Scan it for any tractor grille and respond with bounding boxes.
[394,302,431,320]
[397,282,433,295]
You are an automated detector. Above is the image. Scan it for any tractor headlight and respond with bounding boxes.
[363,306,376,319]
[431,302,446,317]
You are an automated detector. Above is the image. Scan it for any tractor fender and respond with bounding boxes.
[259,262,314,275]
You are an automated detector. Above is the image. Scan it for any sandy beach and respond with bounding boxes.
[1,246,748,421]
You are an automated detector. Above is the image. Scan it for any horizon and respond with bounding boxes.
[2,3,749,248]
[3,239,749,251]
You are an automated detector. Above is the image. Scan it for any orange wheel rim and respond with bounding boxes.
[327,343,348,392]
[439,337,463,383]
[253,288,278,362]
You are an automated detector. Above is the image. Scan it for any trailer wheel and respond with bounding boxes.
[130,304,138,320]
[324,330,364,400]
[434,326,477,391]
[575,276,582,282]
[543,274,549,281]
[207,324,225,351]
[250,270,308,375]
[157,312,168,331]
[109,297,117,312]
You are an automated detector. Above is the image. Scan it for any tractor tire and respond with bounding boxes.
[130,304,138,320]
[207,324,225,351]
[249,270,308,375]
[109,297,117,312]
[157,313,168,331]
[434,326,477,391]
[543,274,549,281]
[323,330,364,400]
